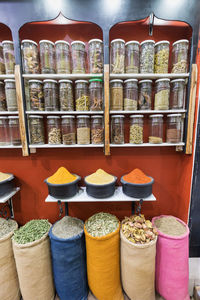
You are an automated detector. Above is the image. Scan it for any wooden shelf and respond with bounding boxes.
[0,111,18,115]
[110,142,185,147]
[29,144,104,148]
[110,109,186,114]
[0,187,20,204]
[26,111,104,115]
[23,73,103,80]
[110,73,189,80]
[0,74,15,80]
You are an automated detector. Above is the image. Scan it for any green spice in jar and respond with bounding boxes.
[154,41,170,73]
[129,115,143,144]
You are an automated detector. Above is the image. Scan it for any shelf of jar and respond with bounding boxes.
[110,142,185,147]
[45,187,156,203]
[110,73,189,80]
[0,187,20,204]
[0,145,22,149]
[29,144,104,148]
[0,111,18,115]
[0,74,15,80]
[22,73,103,80]
[26,111,104,115]
[110,109,186,114]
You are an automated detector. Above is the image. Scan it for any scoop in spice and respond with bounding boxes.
[47,167,77,184]
[85,169,115,185]
[123,168,151,184]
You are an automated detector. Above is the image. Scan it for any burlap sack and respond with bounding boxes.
[12,229,55,300]
[0,221,20,300]
[120,230,157,300]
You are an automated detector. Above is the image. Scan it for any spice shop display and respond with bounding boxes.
[8,116,21,145]
[91,115,104,144]
[154,41,170,73]
[154,78,170,110]
[2,41,15,74]
[71,41,86,74]
[140,40,155,73]
[89,78,103,111]
[0,43,5,74]
[88,39,103,74]
[21,39,40,74]
[55,40,71,74]
[0,81,6,111]
[110,79,123,110]
[29,115,45,144]
[111,114,124,144]
[47,116,62,145]
[124,79,138,111]
[138,79,152,110]
[172,39,189,73]
[110,39,125,73]
[29,80,44,111]
[61,115,76,145]
[59,79,74,111]
[166,114,182,143]
[170,79,185,109]
[4,79,17,111]
[149,114,163,144]
[85,169,115,185]
[75,80,89,111]
[125,41,139,73]
[0,117,9,145]
[77,115,90,144]
[43,79,59,111]
[39,40,55,74]
[129,115,143,144]
[47,167,77,184]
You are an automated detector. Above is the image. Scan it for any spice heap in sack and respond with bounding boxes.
[85,169,115,185]
[123,168,152,184]
[85,212,119,236]
[52,216,84,239]
[0,217,17,238]
[47,166,77,184]
[154,215,186,236]
[0,171,12,182]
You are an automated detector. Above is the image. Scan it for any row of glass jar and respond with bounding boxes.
[27,78,103,111]
[28,115,104,145]
[0,116,21,145]
[0,79,18,111]
[110,78,186,111]
[111,114,183,144]
[110,39,189,74]
[0,41,15,74]
[21,39,103,74]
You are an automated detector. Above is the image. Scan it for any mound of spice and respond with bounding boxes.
[85,212,119,237]
[0,218,17,238]
[123,168,151,184]
[13,219,50,244]
[0,171,12,182]
[122,214,157,244]
[52,216,84,239]
[47,167,77,184]
[85,169,115,185]
[154,216,187,236]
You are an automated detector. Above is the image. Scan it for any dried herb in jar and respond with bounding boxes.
[91,128,104,144]
[130,124,143,144]
[77,127,90,144]
[149,136,163,144]
[63,133,76,145]
[90,49,103,73]
[76,95,89,111]
[0,45,5,74]
[155,89,169,110]
[48,127,62,144]
[154,48,169,73]
[23,48,40,74]
[172,60,187,73]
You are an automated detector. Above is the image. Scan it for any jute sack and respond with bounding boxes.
[0,221,20,300]
[12,230,55,300]
[120,230,157,300]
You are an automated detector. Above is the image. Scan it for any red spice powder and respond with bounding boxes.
[123,168,152,184]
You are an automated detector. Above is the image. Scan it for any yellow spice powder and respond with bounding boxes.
[86,169,114,185]
[47,167,77,184]
[0,172,11,182]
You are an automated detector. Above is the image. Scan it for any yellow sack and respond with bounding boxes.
[84,222,124,300]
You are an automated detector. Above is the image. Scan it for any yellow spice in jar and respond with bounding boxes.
[0,172,11,182]
[86,169,114,185]
[47,167,77,184]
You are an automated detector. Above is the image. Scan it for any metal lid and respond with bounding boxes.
[140,40,155,45]
[77,115,90,118]
[71,40,85,46]
[171,79,185,83]
[155,78,170,83]
[149,114,163,118]
[139,79,153,84]
[91,115,103,118]
[59,79,73,83]
[130,115,143,118]
[47,116,60,119]
[75,80,88,84]
[155,40,170,46]
[172,39,189,46]
[2,40,14,44]
[21,39,38,46]
[89,78,103,82]
[55,40,70,46]
[111,115,125,118]
[61,115,75,118]
[124,79,138,83]
[28,79,43,84]
[111,39,125,44]
[8,116,19,119]
[88,39,103,44]
[167,114,182,117]
[4,79,15,83]
[110,79,123,83]
[39,40,54,45]
[43,79,57,83]
[29,115,43,118]
[125,40,140,46]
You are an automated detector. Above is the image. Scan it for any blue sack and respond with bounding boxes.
[49,224,88,300]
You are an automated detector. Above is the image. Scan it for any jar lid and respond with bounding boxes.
[171,79,185,83]
[130,115,143,118]
[43,79,57,83]
[61,115,75,118]
[124,79,138,83]
[29,79,43,84]
[29,115,43,118]
[2,40,14,44]
[4,79,15,83]
[155,78,170,83]
[89,78,103,82]
[139,79,153,84]
[21,39,38,46]
[111,115,125,118]
[39,40,54,45]
[111,39,125,44]
[8,116,19,119]
[91,115,103,118]
[71,40,85,46]
[55,40,70,46]
[0,116,8,119]
[47,116,60,119]
[172,39,189,46]
[125,40,140,46]
[88,39,103,44]
[155,40,170,46]
[140,40,155,45]
[75,80,88,84]
[167,114,182,117]
[110,79,123,83]
[77,115,90,118]
[59,79,73,83]
[149,114,163,118]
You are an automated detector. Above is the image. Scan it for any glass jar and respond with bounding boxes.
[29,115,45,144]
[140,40,155,73]
[21,39,40,74]
[2,41,15,74]
[61,116,76,145]
[25,79,30,111]
[138,80,152,110]
[77,115,90,144]
[110,39,125,73]
[89,78,103,111]
[0,43,5,74]
[39,40,55,74]
[0,81,6,111]
[55,40,71,74]
[172,39,189,73]
[124,79,138,111]
[111,115,124,144]
[110,79,123,110]
[154,41,170,73]
[8,116,21,145]
[88,39,103,74]
[166,114,182,143]
[129,115,143,144]
[43,79,59,111]
[154,78,170,110]
[4,79,17,111]
[29,80,44,111]
[59,80,74,111]
[0,117,9,145]
[75,80,89,111]
[91,115,104,144]
[149,114,163,144]
[125,41,139,73]
[170,79,185,109]
[71,41,86,74]
[47,116,62,144]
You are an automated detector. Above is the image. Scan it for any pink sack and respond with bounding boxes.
[152,215,190,300]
